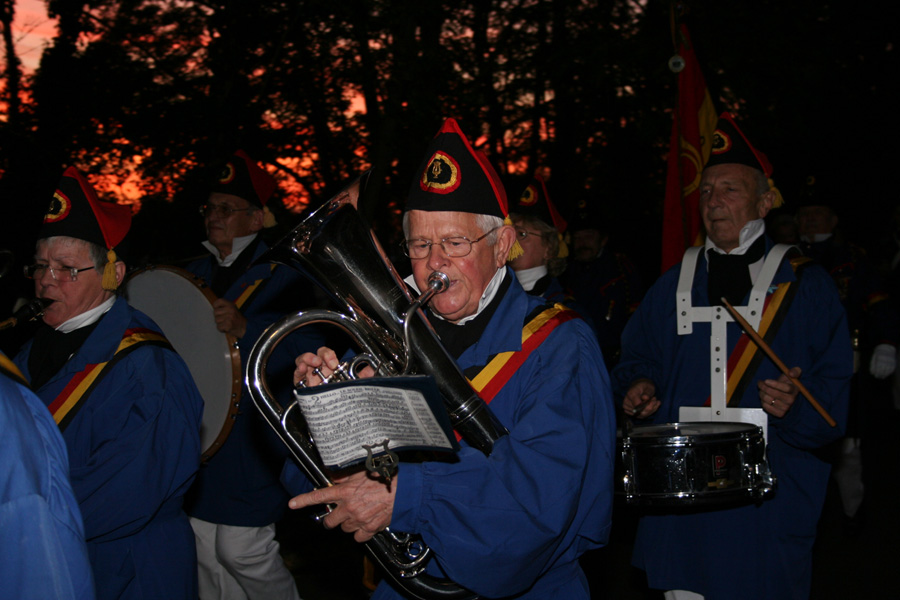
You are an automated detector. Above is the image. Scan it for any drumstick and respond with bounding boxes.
[721,298,837,428]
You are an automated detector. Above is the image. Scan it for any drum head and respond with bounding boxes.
[124,266,241,462]
[622,421,758,442]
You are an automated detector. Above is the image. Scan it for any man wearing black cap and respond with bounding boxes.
[560,198,642,370]
[13,167,204,600]
[612,113,852,599]
[284,118,616,600]
[508,176,571,298]
[795,182,899,533]
[184,151,321,600]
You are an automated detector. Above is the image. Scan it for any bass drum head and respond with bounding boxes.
[124,266,241,462]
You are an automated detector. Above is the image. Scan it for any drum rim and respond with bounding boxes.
[619,421,762,443]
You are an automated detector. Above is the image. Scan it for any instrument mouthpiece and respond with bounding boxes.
[427,272,450,294]
[0,298,53,331]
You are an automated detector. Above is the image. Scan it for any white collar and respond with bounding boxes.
[56,296,116,334]
[800,232,833,243]
[513,265,548,292]
[704,219,766,256]
[202,232,258,267]
[404,267,507,325]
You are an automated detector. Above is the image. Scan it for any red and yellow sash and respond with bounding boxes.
[48,328,172,431]
[234,264,277,310]
[707,256,811,407]
[468,303,580,403]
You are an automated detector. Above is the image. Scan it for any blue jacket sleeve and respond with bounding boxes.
[766,268,852,449]
[0,375,95,600]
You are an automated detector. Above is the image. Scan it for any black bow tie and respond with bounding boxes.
[706,236,766,307]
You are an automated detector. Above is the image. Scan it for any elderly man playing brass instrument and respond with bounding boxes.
[283,118,616,599]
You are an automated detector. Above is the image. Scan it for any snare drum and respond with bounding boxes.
[616,421,775,506]
[124,265,241,462]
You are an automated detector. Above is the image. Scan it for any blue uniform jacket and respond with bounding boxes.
[560,249,643,369]
[14,298,203,600]
[0,365,95,600]
[285,271,617,599]
[612,239,852,600]
[185,239,325,526]
[532,275,598,336]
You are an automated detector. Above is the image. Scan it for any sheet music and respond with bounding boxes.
[293,375,457,469]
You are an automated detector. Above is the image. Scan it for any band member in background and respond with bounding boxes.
[559,198,642,370]
[613,113,851,600]
[508,175,572,301]
[285,118,616,600]
[795,181,899,533]
[14,167,204,600]
[183,150,323,600]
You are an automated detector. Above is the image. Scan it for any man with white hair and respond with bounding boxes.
[614,113,852,600]
[284,118,616,600]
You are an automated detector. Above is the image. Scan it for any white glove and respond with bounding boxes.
[869,343,897,379]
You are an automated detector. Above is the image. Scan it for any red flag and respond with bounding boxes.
[660,24,717,273]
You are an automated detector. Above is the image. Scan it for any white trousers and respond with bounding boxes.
[665,591,705,600]
[190,517,302,600]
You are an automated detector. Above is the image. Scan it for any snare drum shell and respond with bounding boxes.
[617,422,770,506]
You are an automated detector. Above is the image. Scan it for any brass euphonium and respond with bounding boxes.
[245,176,507,600]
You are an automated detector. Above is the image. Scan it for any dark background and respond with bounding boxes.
[2,0,897,288]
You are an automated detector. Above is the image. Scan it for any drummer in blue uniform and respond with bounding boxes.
[612,112,852,600]
[183,150,323,600]
[14,167,204,600]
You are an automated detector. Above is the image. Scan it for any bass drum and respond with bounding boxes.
[124,265,241,462]
[616,421,775,507]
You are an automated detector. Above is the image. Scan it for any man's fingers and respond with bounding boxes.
[289,487,336,510]
[317,347,340,370]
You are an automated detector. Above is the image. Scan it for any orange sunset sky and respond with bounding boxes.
[9,0,54,73]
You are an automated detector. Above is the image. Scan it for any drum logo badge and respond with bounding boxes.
[713,455,727,472]
[709,454,734,489]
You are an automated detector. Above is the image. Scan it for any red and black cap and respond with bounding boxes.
[515,175,570,259]
[210,150,277,208]
[705,112,773,177]
[514,175,567,235]
[407,118,510,220]
[39,167,131,291]
[705,112,783,207]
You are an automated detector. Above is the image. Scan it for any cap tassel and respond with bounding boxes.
[504,215,524,261]
[557,233,569,259]
[262,206,277,228]
[102,249,119,291]
[768,178,784,208]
